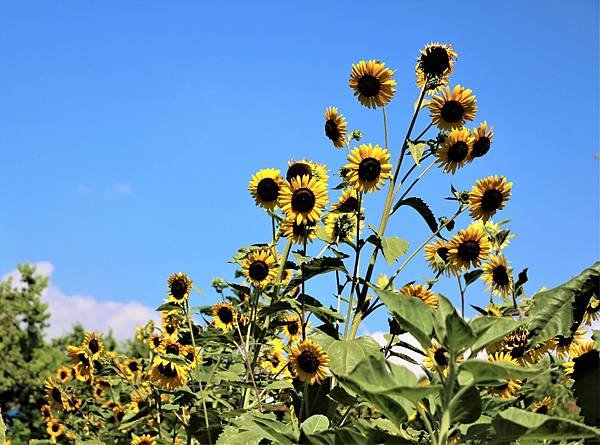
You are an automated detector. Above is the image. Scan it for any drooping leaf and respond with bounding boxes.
[391,197,438,233]
[155,302,184,312]
[407,141,426,166]
[527,262,600,345]
[463,269,484,286]
[381,236,410,265]
[458,360,543,386]
[283,257,347,295]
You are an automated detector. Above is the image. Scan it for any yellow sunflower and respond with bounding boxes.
[83,332,104,359]
[349,60,396,108]
[280,175,328,225]
[261,349,288,376]
[148,334,163,352]
[448,223,491,270]
[55,366,72,384]
[531,396,554,415]
[113,404,126,422]
[553,328,589,359]
[289,339,330,384]
[40,404,52,421]
[468,176,512,221]
[563,340,597,377]
[123,358,143,379]
[130,389,149,413]
[423,340,463,376]
[285,160,329,185]
[324,107,347,148]
[282,313,309,343]
[332,188,361,214]
[280,219,317,245]
[44,378,67,411]
[149,357,188,390]
[166,272,193,304]
[93,381,109,400]
[501,327,548,365]
[243,249,278,287]
[429,85,477,130]
[345,144,392,193]
[248,168,285,210]
[435,127,473,174]
[424,239,461,276]
[583,297,600,326]
[486,352,522,398]
[486,303,502,318]
[415,42,458,91]
[181,344,201,369]
[324,212,361,244]
[131,434,157,445]
[161,311,182,339]
[212,302,237,331]
[482,254,513,297]
[65,397,82,413]
[400,284,439,310]
[470,121,494,158]
[46,418,64,443]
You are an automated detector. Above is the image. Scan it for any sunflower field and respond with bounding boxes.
[2,43,600,445]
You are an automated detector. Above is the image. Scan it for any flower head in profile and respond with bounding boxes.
[324,107,347,148]
[470,121,494,158]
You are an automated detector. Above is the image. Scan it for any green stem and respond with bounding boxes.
[343,192,363,339]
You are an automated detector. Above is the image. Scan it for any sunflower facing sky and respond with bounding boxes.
[468,176,512,221]
[471,121,494,158]
[435,127,473,174]
[289,339,329,385]
[400,284,439,310]
[448,223,492,270]
[344,144,392,193]
[167,272,193,304]
[415,42,457,91]
[242,249,278,287]
[212,302,237,331]
[349,60,396,108]
[248,168,284,210]
[482,254,514,297]
[279,175,328,225]
[429,85,477,130]
[324,106,347,148]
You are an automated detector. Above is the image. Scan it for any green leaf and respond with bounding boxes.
[527,262,600,344]
[301,415,330,435]
[216,426,262,445]
[491,407,600,441]
[469,317,523,353]
[444,311,475,353]
[264,380,295,391]
[237,413,299,445]
[326,337,381,375]
[407,141,426,166]
[380,236,410,265]
[449,385,482,424]
[375,288,435,348]
[283,257,347,295]
[155,302,183,312]
[391,197,438,233]
[463,269,484,286]
[458,360,543,386]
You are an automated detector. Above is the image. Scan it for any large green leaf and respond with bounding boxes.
[469,317,523,353]
[301,415,330,435]
[375,288,435,348]
[283,257,347,295]
[491,408,600,442]
[326,336,381,375]
[444,310,475,353]
[216,426,262,445]
[236,413,299,445]
[458,360,543,385]
[381,236,410,265]
[449,385,482,424]
[527,262,600,344]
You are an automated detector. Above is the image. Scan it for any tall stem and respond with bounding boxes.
[343,192,363,339]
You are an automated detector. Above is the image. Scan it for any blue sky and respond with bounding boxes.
[1,1,598,335]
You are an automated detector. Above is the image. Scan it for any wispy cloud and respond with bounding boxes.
[2,262,157,340]
[75,182,134,198]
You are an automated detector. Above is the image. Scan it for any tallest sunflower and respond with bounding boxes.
[349,60,396,108]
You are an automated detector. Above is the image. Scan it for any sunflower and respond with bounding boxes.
[148,334,163,352]
[285,160,328,185]
[324,212,361,244]
[282,313,309,343]
[400,284,439,310]
[242,249,278,287]
[349,60,396,108]
[280,219,317,245]
[415,42,458,91]
[501,327,548,365]
[345,144,392,193]
[93,381,109,400]
[113,404,126,422]
[46,418,64,442]
[531,396,554,415]
[45,378,69,412]
[448,223,491,270]
[55,366,72,384]
[181,344,201,369]
[332,188,361,214]
[435,127,472,174]
[149,357,188,390]
[553,328,589,359]
[430,85,477,130]
[40,404,52,420]
[261,349,288,376]
[563,340,598,377]
[123,358,143,379]
[486,303,502,318]
[482,254,514,297]
[161,311,181,339]
[471,121,494,158]
[289,339,329,384]
[130,389,149,413]
[83,332,104,359]
[131,434,157,445]
[65,397,82,413]
[248,168,285,210]
[280,175,328,225]
[212,302,237,331]
[324,107,347,148]
[583,297,600,326]
[424,239,461,276]
[469,176,512,221]
[423,341,463,376]
[166,272,193,304]
[486,352,522,398]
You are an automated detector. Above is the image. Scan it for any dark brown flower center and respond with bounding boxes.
[535,404,549,415]
[52,423,60,432]
[440,100,464,123]
[128,360,140,372]
[88,338,99,354]
[52,387,62,402]
[249,260,269,281]
[116,410,125,421]
[186,351,195,362]
[447,141,468,162]
[165,325,176,335]
[287,321,299,335]
[152,337,162,347]
[496,383,509,392]
[357,74,381,97]
[292,222,314,238]
[217,306,234,324]
[170,278,188,300]
[297,350,320,373]
[433,347,448,366]
[60,370,68,379]
[358,157,382,182]
[492,266,510,286]
[291,188,316,213]
[457,240,480,261]
[286,163,312,182]
[166,343,180,355]
[257,178,279,202]
[78,353,90,366]
[338,196,359,213]
[270,355,280,367]
[420,46,451,76]
[555,335,573,347]
[472,136,490,158]
[481,189,504,211]
[325,119,340,141]
[158,363,178,378]
[436,247,449,263]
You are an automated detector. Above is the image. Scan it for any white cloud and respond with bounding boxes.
[2,262,158,340]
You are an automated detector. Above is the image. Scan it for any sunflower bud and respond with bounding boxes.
[350,129,363,141]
